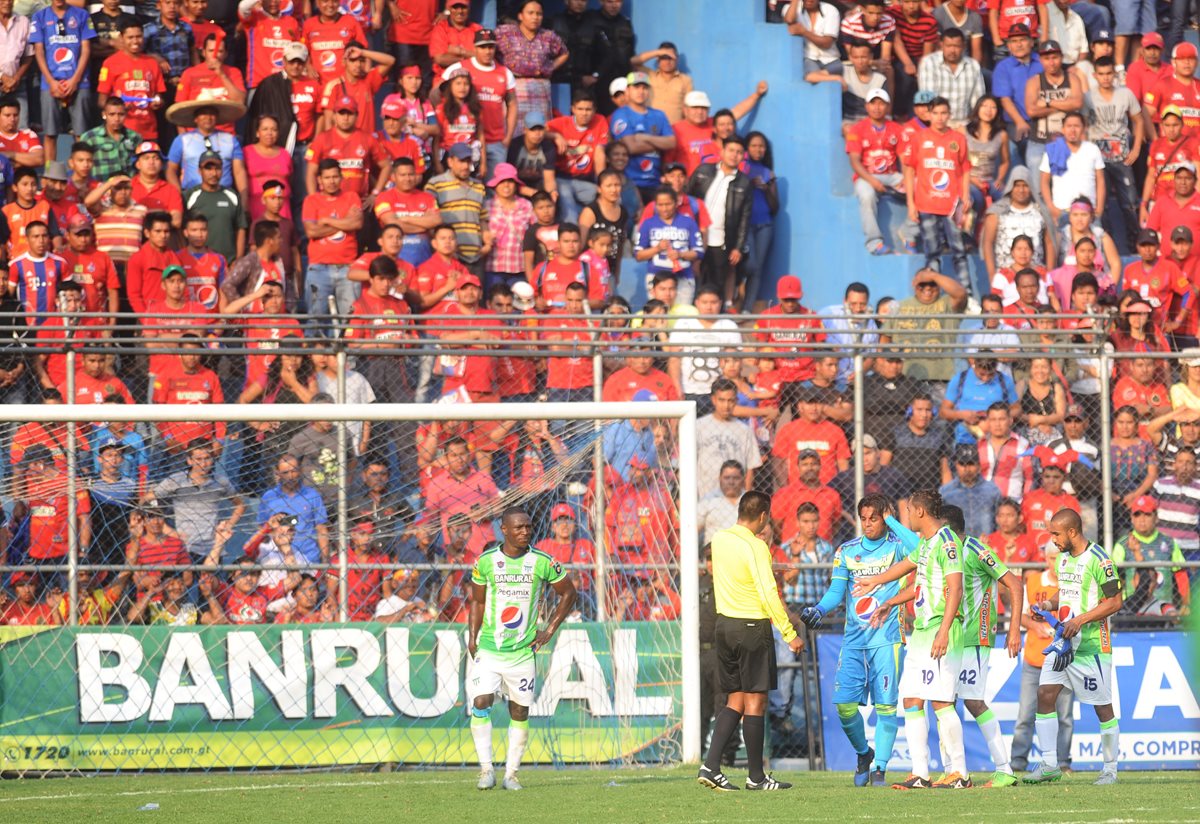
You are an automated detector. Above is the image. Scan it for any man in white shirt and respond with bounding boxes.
[697,459,746,545]
[1039,111,1106,224]
[667,285,743,413]
[785,0,843,84]
[818,281,879,384]
[695,378,762,495]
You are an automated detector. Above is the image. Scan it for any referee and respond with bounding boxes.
[697,491,803,792]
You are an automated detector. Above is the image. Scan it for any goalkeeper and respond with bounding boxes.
[796,494,907,788]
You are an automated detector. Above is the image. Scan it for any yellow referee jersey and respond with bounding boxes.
[711,524,797,643]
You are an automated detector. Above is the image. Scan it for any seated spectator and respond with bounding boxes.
[785,0,843,85]
[846,88,914,256]
[151,438,242,561]
[434,513,479,623]
[141,274,215,387]
[770,450,842,543]
[150,338,226,470]
[127,570,203,625]
[1047,402,1102,536]
[985,497,1042,564]
[606,455,679,567]
[1122,228,1189,326]
[1171,353,1200,410]
[289,398,354,511]
[533,223,602,310]
[880,272,969,390]
[1110,405,1159,534]
[941,357,1020,439]
[1,572,61,626]
[799,355,852,424]
[697,459,744,545]
[860,356,925,442]
[208,552,299,626]
[325,519,390,622]
[90,440,139,565]
[522,191,560,278]
[940,443,1002,537]
[602,348,679,403]
[1016,357,1068,446]
[994,242,1057,311]
[772,387,850,487]
[966,296,1021,373]
[829,435,910,527]
[70,352,134,406]
[1109,298,1171,381]
[667,291,743,411]
[232,512,307,596]
[423,436,501,554]
[125,504,191,593]
[616,572,681,621]
[917,27,983,127]
[978,402,1034,500]
[1056,196,1121,279]
[535,503,596,604]
[1111,497,1189,615]
[1028,43,1088,185]
[54,567,132,627]
[841,41,889,128]
[258,454,331,565]
[840,0,896,87]
[1152,446,1200,560]
[1141,108,1198,227]
[878,393,953,489]
[278,574,336,624]
[375,570,432,624]
[1113,356,1172,421]
[432,274,501,403]
[1021,452,1081,548]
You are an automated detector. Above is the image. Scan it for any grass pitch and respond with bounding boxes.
[0,767,1196,823]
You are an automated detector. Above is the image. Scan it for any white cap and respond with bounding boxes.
[683,90,712,108]
[609,76,628,97]
[866,88,891,103]
[283,41,309,62]
[511,280,535,311]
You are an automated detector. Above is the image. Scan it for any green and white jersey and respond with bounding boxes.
[1057,542,1120,656]
[960,535,1009,648]
[471,546,565,656]
[906,525,964,632]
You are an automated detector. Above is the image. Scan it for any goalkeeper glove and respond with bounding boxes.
[799,605,824,629]
[1042,633,1074,672]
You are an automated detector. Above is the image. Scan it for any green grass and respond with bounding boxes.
[1,767,1197,823]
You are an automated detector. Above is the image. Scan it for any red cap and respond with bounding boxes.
[458,274,482,289]
[776,275,803,300]
[1174,42,1198,59]
[380,94,406,120]
[400,65,422,79]
[551,503,575,521]
[1143,32,1165,49]
[10,570,37,585]
[629,454,651,469]
[333,95,358,114]
[1131,495,1158,514]
[67,214,93,233]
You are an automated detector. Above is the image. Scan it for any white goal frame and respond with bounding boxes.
[1,398,702,765]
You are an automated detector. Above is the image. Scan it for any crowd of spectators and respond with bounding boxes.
[0,3,1193,655]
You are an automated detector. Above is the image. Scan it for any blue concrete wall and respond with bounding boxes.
[629,1,926,309]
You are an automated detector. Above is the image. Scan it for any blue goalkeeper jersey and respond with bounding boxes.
[818,532,907,649]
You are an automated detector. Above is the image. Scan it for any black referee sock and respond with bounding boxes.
[704,707,743,773]
[743,714,766,783]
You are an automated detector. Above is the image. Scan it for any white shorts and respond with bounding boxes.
[900,631,962,703]
[1039,651,1113,706]
[956,645,991,701]
[468,649,536,706]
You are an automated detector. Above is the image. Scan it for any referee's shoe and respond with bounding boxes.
[697,765,740,791]
[745,773,793,790]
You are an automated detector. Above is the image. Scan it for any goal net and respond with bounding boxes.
[0,400,699,775]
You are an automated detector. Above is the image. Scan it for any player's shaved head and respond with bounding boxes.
[502,505,529,523]
[1051,508,1083,533]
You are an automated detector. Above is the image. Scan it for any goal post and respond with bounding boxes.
[0,399,702,771]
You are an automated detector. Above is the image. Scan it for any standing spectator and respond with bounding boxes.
[771,451,842,543]
[841,0,896,81]
[432,0,485,74]
[577,167,628,285]
[687,136,753,311]
[611,71,675,205]
[847,89,912,256]
[373,158,442,267]
[1141,107,1198,224]
[1026,40,1084,187]
[986,497,1042,564]
[861,354,924,441]
[182,152,248,263]
[385,0,437,86]
[434,65,484,171]
[1153,446,1200,560]
[81,98,142,182]
[1021,453,1081,546]
[495,1,568,134]
[258,454,331,565]
[30,0,96,165]
[1125,31,1171,115]
[1085,57,1143,254]
[151,439,243,560]
[992,24,1042,163]
[426,143,489,272]
[1112,0,1157,72]
[1144,42,1200,138]
[631,42,691,125]
[695,377,762,495]
[1046,0,1088,67]
[506,111,558,199]
[97,21,167,142]
[828,435,911,524]
[698,460,744,546]
[445,28,518,173]
[842,42,890,128]
[917,28,984,127]
[1039,112,1106,225]
[317,41,394,135]
[244,115,292,224]
[303,0,367,86]
[305,95,391,199]
[667,286,741,410]
[482,162,534,290]
[547,89,609,223]
[905,97,972,291]
[932,0,984,63]
[587,0,635,116]
[773,387,851,487]
[548,0,594,95]
[1146,161,1200,250]
[878,393,953,489]
[0,2,32,130]
[941,357,1021,438]
[786,0,843,85]
[990,0,1050,53]
[177,34,246,132]
[302,159,363,318]
[940,443,1003,537]
[0,99,41,171]
[143,0,194,106]
[753,275,826,396]
[634,186,703,306]
[1110,498,1188,614]
[982,167,1053,281]
[978,402,1034,500]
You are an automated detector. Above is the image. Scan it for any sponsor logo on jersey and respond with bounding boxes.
[271,49,285,69]
[500,605,524,629]
[53,47,76,66]
[320,51,337,70]
[931,169,951,191]
[854,596,878,619]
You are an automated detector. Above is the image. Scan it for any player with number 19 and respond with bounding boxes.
[467,506,577,791]
[1026,508,1123,786]
[854,490,968,790]
[798,493,906,788]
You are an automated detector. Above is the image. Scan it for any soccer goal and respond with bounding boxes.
[0,398,701,774]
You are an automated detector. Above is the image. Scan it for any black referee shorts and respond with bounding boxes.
[715,616,777,694]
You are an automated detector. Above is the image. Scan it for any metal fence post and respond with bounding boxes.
[66,350,78,627]
[336,349,349,622]
[592,346,607,622]
[853,353,865,511]
[1099,349,1113,551]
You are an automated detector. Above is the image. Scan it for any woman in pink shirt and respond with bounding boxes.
[244,115,293,223]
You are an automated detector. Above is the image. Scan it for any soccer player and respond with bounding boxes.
[467,506,578,791]
[1026,508,1123,785]
[797,493,906,787]
[853,489,967,789]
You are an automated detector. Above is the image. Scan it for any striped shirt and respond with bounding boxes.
[840,7,896,54]
[95,203,148,264]
[425,171,486,264]
[1152,474,1200,553]
[978,432,1034,500]
[711,523,797,642]
[890,7,939,61]
[484,196,534,274]
[7,252,67,322]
